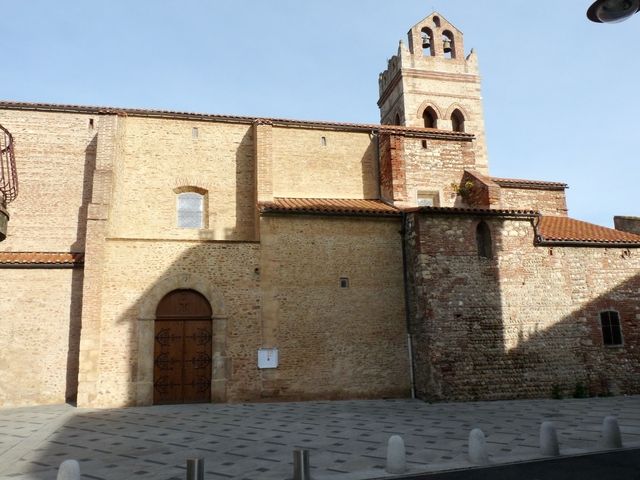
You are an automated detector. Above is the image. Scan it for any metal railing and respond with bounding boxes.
[0,123,18,206]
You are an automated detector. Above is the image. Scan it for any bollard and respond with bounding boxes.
[293,448,311,480]
[602,416,623,449]
[468,428,490,465]
[386,435,407,474]
[57,459,80,480]
[186,457,204,480]
[540,421,560,456]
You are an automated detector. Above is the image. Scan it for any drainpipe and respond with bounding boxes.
[400,211,416,399]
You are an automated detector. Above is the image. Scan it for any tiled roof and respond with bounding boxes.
[411,206,538,216]
[0,100,472,139]
[492,177,568,190]
[259,198,400,216]
[0,252,84,265]
[537,217,640,245]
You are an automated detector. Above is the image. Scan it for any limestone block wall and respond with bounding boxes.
[271,127,378,199]
[108,117,256,241]
[259,215,410,400]
[87,240,261,407]
[499,187,568,216]
[0,268,82,407]
[0,109,96,251]
[407,213,640,401]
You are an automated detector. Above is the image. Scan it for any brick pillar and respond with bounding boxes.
[379,132,407,206]
[253,119,273,240]
[76,114,120,407]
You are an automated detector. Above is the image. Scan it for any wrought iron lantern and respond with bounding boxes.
[0,123,18,241]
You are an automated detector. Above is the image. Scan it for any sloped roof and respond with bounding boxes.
[0,252,84,265]
[537,216,640,245]
[492,177,567,190]
[259,198,400,217]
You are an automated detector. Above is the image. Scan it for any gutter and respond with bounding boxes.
[400,211,416,399]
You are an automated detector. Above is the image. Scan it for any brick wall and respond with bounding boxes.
[259,215,410,400]
[407,213,640,401]
[0,267,83,406]
[499,187,568,216]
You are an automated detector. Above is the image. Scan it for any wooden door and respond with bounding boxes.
[154,289,212,404]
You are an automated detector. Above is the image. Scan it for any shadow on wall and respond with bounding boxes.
[66,134,97,403]
[362,138,379,199]
[409,214,640,401]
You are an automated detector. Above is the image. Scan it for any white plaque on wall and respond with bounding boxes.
[258,348,279,369]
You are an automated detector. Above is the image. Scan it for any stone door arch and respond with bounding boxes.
[136,274,228,406]
[154,289,212,404]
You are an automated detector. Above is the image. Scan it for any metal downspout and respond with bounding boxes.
[400,211,416,399]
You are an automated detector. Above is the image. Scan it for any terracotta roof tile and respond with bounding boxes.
[537,217,640,245]
[492,177,568,190]
[259,198,400,216]
[0,252,84,265]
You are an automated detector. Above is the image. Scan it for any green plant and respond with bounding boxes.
[451,180,474,199]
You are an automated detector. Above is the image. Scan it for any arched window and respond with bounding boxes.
[476,221,492,258]
[600,311,623,346]
[177,191,205,228]
[423,107,437,129]
[394,113,402,126]
[451,109,465,133]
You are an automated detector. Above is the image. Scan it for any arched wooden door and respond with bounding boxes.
[154,289,212,404]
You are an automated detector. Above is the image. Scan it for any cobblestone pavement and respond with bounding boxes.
[1,396,640,480]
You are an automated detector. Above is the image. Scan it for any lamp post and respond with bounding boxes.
[587,0,640,22]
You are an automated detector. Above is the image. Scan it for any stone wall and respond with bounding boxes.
[499,187,568,216]
[0,267,83,406]
[407,213,640,401]
[86,240,261,407]
[259,215,410,400]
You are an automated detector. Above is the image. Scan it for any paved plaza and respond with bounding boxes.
[1,396,640,480]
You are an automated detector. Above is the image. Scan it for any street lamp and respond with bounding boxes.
[587,0,640,22]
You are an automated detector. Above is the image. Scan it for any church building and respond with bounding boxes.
[1,12,639,408]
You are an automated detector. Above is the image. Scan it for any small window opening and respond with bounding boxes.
[339,277,349,288]
[192,127,199,139]
[423,107,437,129]
[600,311,623,346]
[476,221,492,258]
[451,109,465,133]
[321,136,327,146]
[88,118,94,129]
[394,113,401,126]
[433,16,441,27]
[177,192,204,229]
[417,191,439,207]
[421,140,428,149]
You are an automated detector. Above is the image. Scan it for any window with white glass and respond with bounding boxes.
[177,192,204,228]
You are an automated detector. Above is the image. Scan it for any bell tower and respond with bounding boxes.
[378,12,488,172]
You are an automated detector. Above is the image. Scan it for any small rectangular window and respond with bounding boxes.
[321,136,327,146]
[339,277,349,288]
[192,127,199,139]
[600,311,623,346]
[177,192,204,228]
[417,191,439,207]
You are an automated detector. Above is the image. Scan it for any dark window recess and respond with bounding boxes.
[340,277,349,288]
[89,118,94,129]
[321,136,327,146]
[600,311,623,346]
[476,221,492,258]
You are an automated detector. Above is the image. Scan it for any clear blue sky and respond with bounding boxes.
[2,0,637,226]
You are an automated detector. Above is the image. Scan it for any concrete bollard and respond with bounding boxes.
[386,435,407,474]
[468,428,490,465]
[602,416,623,449]
[540,421,560,456]
[186,457,204,480]
[293,449,311,480]
[57,459,80,480]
